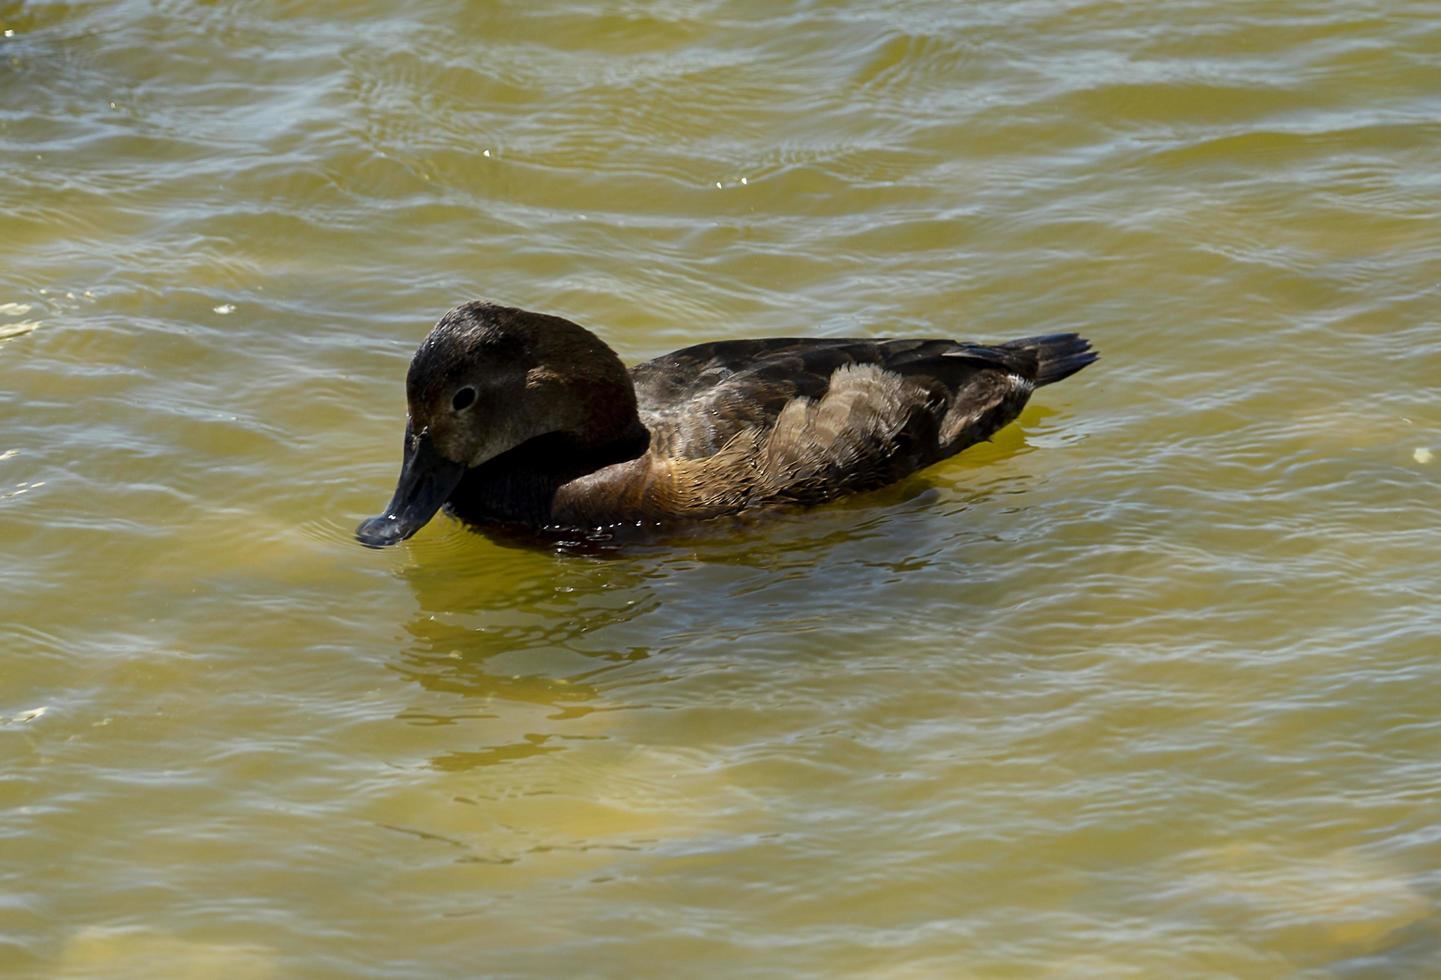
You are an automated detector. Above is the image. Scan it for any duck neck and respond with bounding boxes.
[446,417,651,529]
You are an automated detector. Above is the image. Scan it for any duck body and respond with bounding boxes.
[355,301,1097,547]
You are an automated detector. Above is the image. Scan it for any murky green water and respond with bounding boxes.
[4,0,1440,975]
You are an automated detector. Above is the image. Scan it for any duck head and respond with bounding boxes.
[355,301,642,547]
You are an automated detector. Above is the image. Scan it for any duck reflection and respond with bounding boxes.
[388,528,661,770]
[383,435,1034,774]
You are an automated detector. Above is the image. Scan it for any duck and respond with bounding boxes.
[355,301,1097,547]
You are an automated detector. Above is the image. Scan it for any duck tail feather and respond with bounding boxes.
[1000,333,1098,387]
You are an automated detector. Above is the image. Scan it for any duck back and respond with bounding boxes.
[547,332,1095,523]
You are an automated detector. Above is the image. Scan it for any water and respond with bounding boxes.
[3,1,1440,975]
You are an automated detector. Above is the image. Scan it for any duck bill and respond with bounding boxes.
[356,425,466,548]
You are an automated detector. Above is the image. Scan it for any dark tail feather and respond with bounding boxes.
[1001,333,1098,387]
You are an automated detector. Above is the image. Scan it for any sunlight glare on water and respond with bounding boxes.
[2,0,1440,975]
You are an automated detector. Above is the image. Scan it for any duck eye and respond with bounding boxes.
[451,386,477,412]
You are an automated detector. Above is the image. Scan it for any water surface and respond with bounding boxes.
[3,1,1440,976]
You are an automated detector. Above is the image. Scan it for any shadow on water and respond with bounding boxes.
[391,547,656,698]
[386,552,656,770]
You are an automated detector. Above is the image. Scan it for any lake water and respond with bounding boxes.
[3,1,1439,976]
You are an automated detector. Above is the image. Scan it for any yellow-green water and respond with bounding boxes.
[3,1,1440,976]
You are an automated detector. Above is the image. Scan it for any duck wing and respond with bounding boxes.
[633,338,944,457]
[629,334,1093,465]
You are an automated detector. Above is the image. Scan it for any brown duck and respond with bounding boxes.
[355,301,1097,547]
